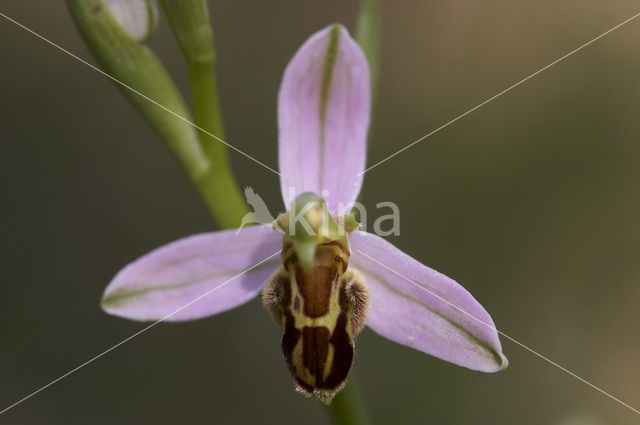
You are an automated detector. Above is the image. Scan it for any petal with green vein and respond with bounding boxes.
[102,226,281,321]
[278,24,371,213]
[349,231,508,372]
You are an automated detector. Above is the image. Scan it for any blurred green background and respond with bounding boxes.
[1,1,639,424]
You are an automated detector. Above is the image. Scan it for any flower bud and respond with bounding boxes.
[104,0,158,42]
[68,0,210,202]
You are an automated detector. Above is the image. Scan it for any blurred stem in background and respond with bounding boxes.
[66,0,247,229]
[356,0,381,104]
[328,1,381,424]
[327,377,372,425]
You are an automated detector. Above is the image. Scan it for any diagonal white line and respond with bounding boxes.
[0,250,281,416]
[360,11,640,176]
[3,3,638,417]
[0,11,280,176]
[356,248,640,415]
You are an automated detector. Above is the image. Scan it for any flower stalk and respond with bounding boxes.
[160,0,248,228]
[67,0,247,229]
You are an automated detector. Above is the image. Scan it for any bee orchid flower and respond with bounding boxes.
[102,24,507,403]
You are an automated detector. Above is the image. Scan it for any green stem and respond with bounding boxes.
[327,379,372,425]
[161,0,247,229]
[187,58,249,229]
[67,0,247,230]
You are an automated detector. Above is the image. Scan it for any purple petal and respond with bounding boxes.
[278,24,371,213]
[349,231,507,372]
[102,226,282,322]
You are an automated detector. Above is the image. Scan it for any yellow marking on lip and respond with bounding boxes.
[323,342,335,381]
